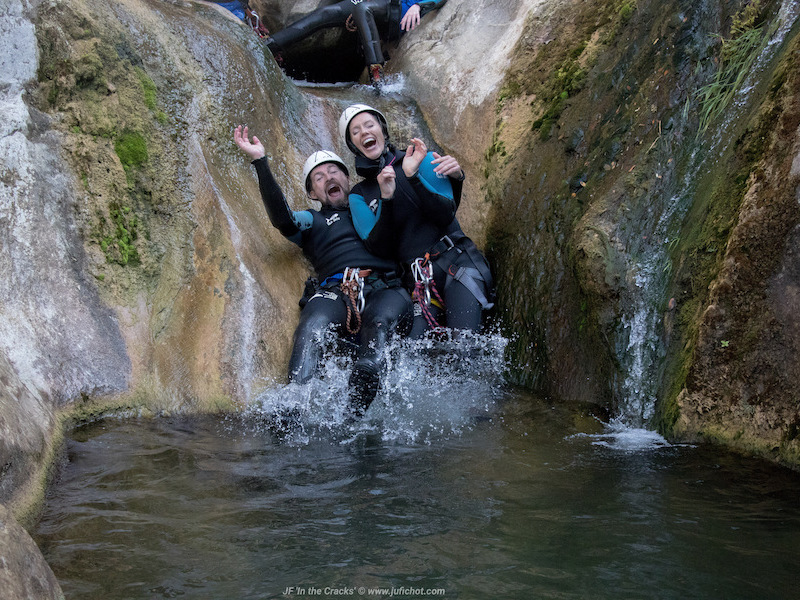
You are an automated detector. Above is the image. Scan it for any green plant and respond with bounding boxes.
[497,80,522,110]
[531,45,588,140]
[696,1,774,135]
[74,52,105,89]
[618,0,636,24]
[100,203,140,266]
[135,67,158,111]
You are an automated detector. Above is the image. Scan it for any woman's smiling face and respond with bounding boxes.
[348,112,385,160]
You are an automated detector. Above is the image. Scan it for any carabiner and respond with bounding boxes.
[344,267,366,313]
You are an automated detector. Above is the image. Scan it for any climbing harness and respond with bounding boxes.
[340,267,370,334]
[427,234,495,310]
[411,256,446,332]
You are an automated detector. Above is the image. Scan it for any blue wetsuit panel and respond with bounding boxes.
[349,193,381,239]
[416,151,454,200]
[215,1,246,20]
[288,210,313,245]
[400,0,418,17]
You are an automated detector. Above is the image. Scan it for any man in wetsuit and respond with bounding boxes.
[234,125,412,417]
[266,0,448,87]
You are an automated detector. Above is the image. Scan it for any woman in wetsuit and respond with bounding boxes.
[339,104,494,338]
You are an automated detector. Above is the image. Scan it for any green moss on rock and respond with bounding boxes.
[114,130,148,170]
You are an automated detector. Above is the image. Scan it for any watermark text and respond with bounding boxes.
[283,585,446,597]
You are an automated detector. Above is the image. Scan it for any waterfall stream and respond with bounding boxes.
[614,0,800,430]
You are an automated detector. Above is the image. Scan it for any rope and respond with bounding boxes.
[345,14,358,32]
[340,268,367,335]
[411,257,446,333]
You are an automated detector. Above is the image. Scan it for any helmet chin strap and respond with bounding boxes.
[354,144,396,179]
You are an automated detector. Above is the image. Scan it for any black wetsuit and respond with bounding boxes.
[349,146,494,337]
[269,0,401,68]
[253,156,412,413]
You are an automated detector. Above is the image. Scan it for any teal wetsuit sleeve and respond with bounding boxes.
[350,192,380,239]
[289,210,313,246]
[405,152,457,227]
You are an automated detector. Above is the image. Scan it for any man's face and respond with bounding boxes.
[348,112,385,160]
[308,162,349,208]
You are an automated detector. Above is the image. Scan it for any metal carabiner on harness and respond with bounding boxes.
[343,267,366,313]
[411,258,434,305]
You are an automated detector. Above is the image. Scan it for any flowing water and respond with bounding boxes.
[34,335,800,600]
[615,0,800,428]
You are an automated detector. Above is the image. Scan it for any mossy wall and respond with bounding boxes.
[667,22,800,466]
[16,0,317,422]
[485,0,720,404]
[484,0,800,466]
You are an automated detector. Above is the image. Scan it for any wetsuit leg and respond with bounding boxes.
[443,278,483,331]
[268,2,352,50]
[408,300,443,339]
[288,290,348,384]
[350,0,394,66]
[348,285,412,415]
[439,245,494,332]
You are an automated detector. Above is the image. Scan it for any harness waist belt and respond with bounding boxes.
[320,268,374,288]
[427,233,466,259]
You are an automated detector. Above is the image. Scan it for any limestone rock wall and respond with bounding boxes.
[482,0,800,466]
[0,504,64,600]
[0,0,343,514]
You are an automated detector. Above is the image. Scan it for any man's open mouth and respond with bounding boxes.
[326,183,342,196]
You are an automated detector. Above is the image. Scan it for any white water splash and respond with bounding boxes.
[291,72,407,95]
[569,418,678,452]
[242,329,508,445]
[372,72,407,95]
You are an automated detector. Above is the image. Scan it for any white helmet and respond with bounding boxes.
[302,150,349,192]
[338,103,389,154]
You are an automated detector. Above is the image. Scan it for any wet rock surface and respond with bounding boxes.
[0,503,64,600]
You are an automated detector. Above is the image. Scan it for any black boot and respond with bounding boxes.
[348,365,380,418]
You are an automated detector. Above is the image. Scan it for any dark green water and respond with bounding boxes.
[34,389,800,600]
